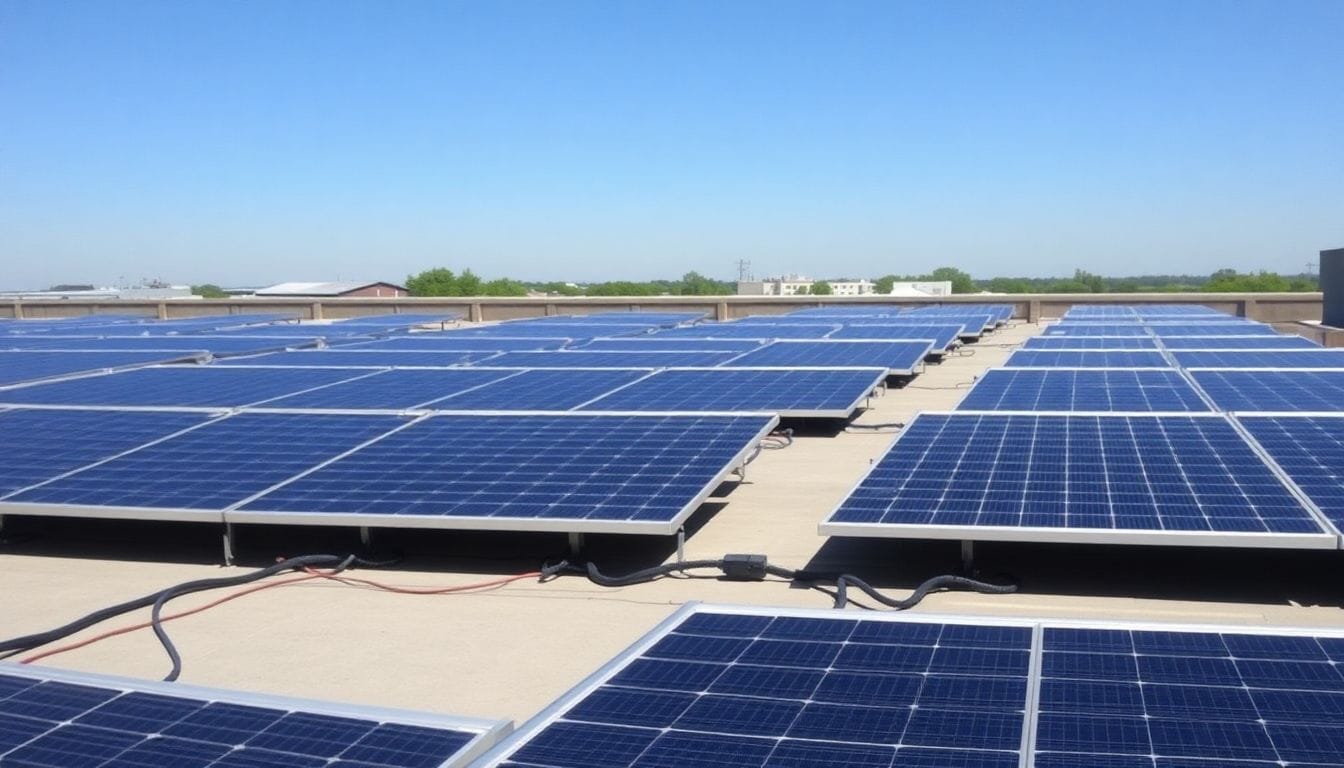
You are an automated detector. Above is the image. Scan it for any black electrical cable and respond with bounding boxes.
[0,554,369,675]
[832,573,1017,610]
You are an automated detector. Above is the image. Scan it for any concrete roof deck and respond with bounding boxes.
[3,318,1344,730]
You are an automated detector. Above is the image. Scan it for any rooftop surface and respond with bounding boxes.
[4,318,1344,730]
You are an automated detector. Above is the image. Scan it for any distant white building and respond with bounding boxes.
[0,286,195,300]
[737,275,877,296]
[887,281,953,297]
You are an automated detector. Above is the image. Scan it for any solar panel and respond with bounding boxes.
[472,351,739,368]
[827,323,964,351]
[1004,351,1170,368]
[451,323,653,339]
[1148,323,1278,336]
[213,350,496,367]
[429,369,654,410]
[524,312,704,326]
[1174,350,1344,368]
[329,312,459,328]
[578,367,887,418]
[337,336,572,351]
[256,368,523,409]
[956,369,1211,412]
[1040,324,1149,337]
[475,604,1034,768]
[649,323,840,340]
[1240,415,1344,534]
[232,412,777,534]
[902,312,995,336]
[0,366,374,408]
[575,338,765,352]
[1064,306,1137,319]
[0,409,210,496]
[0,335,321,356]
[821,413,1331,547]
[0,663,507,768]
[1,412,407,520]
[721,340,933,375]
[1189,370,1344,412]
[1159,335,1320,350]
[0,350,206,386]
[1021,337,1159,350]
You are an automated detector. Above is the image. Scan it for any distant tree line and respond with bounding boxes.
[404,269,734,297]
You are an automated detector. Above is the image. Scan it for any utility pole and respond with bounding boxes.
[736,259,752,282]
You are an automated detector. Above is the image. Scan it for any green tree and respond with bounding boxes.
[680,271,729,295]
[810,280,833,295]
[482,278,529,296]
[1073,269,1106,293]
[873,275,898,294]
[406,268,458,297]
[926,266,977,294]
[456,268,483,296]
[191,284,229,298]
[587,281,660,296]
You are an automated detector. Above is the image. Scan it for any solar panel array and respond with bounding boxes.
[477,604,1344,768]
[0,663,508,768]
[827,305,1344,550]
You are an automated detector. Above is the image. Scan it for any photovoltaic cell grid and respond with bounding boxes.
[0,664,503,768]
[956,369,1210,413]
[826,323,964,351]
[336,336,571,352]
[328,312,459,328]
[430,369,654,411]
[649,324,840,340]
[0,366,373,408]
[575,338,765,352]
[473,351,739,368]
[1021,336,1159,351]
[2,413,406,517]
[1159,336,1320,350]
[214,350,497,367]
[1148,323,1278,336]
[1242,416,1344,533]
[234,413,777,533]
[0,350,205,387]
[483,607,1033,768]
[1041,325,1150,337]
[1174,350,1344,368]
[823,413,1330,546]
[1004,350,1170,368]
[723,340,933,374]
[447,323,655,339]
[578,368,887,417]
[0,409,210,496]
[1190,370,1344,412]
[258,368,521,410]
[0,335,321,356]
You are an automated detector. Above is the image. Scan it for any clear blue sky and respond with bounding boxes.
[1,0,1341,289]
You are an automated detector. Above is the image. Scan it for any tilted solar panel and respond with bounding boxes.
[578,367,887,418]
[722,340,933,374]
[821,412,1331,547]
[0,335,321,356]
[1159,335,1320,350]
[1189,370,1344,412]
[0,351,206,387]
[648,323,840,340]
[328,312,459,328]
[474,351,739,368]
[574,338,765,352]
[1148,323,1278,336]
[0,366,374,408]
[257,368,522,409]
[1040,324,1150,337]
[429,368,653,410]
[827,323,963,351]
[449,323,654,339]
[213,350,496,367]
[1021,337,1159,351]
[1241,415,1344,534]
[0,663,507,768]
[335,336,571,351]
[956,369,1210,412]
[1174,350,1344,368]
[0,409,210,497]
[233,412,778,534]
[1004,350,1170,368]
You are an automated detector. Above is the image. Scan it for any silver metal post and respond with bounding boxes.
[676,527,686,563]
[222,523,236,566]
[567,531,585,555]
[359,526,372,549]
[960,540,974,573]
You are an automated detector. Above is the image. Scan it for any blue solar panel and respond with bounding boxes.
[450,323,654,339]
[1041,325,1149,337]
[1022,337,1159,350]
[214,350,496,367]
[649,323,839,339]
[957,369,1210,412]
[1175,350,1344,368]
[1159,335,1320,350]
[0,409,209,497]
[0,351,205,386]
[337,336,571,351]
[1005,351,1170,368]
[1064,306,1138,320]
[722,340,933,374]
[233,413,776,533]
[257,368,521,409]
[4,413,405,516]
[1241,415,1344,533]
[574,338,765,352]
[524,312,703,326]
[1190,370,1344,412]
[1037,625,1344,766]
[328,312,459,328]
[0,366,372,408]
[1148,323,1278,336]
[473,351,738,368]
[827,323,963,351]
[4,335,323,356]
[787,306,904,318]
[578,368,887,417]
[823,413,1328,545]
[478,606,1033,768]
[429,369,653,410]
[0,664,504,768]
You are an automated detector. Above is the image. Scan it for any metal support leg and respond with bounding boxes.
[960,540,974,574]
[568,532,585,555]
[676,527,686,563]
[222,523,236,567]
[0,513,6,542]
[359,526,372,550]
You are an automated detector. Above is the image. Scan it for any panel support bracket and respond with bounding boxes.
[567,531,585,555]
[960,539,975,574]
[222,523,236,567]
[675,526,686,563]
